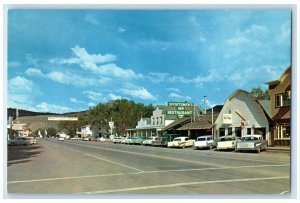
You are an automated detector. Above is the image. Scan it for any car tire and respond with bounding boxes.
[257,148,261,153]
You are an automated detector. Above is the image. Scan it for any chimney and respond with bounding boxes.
[204,96,207,115]
[16,108,19,120]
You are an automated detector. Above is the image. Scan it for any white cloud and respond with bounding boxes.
[167,88,180,93]
[120,85,156,101]
[70,98,85,104]
[25,68,46,77]
[168,92,191,101]
[118,27,126,33]
[84,14,100,26]
[35,102,73,113]
[275,21,291,44]
[148,72,170,83]
[47,71,71,84]
[108,93,122,100]
[88,102,96,107]
[83,90,103,101]
[71,45,117,65]
[8,76,35,92]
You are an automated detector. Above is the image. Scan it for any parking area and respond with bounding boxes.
[6,139,291,196]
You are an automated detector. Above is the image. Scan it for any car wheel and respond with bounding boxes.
[257,148,261,153]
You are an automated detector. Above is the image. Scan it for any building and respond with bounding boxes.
[127,102,203,137]
[266,66,291,146]
[76,124,98,138]
[214,89,271,144]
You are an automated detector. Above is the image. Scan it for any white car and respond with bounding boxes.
[58,137,65,141]
[167,137,195,148]
[193,135,216,150]
[112,136,124,143]
[216,136,237,150]
[142,137,159,146]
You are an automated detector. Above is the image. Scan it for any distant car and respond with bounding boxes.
[216,136,237,151]
[112,136,124,143]
[9,137,32,146]
[193,135,216,150]
[82,137,91,141]
[151,134,180,147]
[97,137,106,142]
[58,137,65,141]
[71,137,81,140]
[236,135,268,153]
[167,137,195,148]
[142,136,159,146]
[123,137,134,144]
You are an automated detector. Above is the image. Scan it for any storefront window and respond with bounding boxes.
[235,127,241,137]
[281,125,290,138]
[228,128,232,135]
[219,128,225,137]
[247,128,251,135]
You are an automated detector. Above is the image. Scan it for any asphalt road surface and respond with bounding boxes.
[6,138,291,197]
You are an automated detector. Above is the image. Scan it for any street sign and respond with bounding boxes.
[109,121,114,128]
[48,117,78,121]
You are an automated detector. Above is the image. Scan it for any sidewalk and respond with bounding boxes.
[267,146,290,152]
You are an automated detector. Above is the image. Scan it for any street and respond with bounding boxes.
[7,139,290,196]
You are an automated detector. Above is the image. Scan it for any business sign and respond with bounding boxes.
[222,114,232,124]
[48,117,78,121]
[11,123,26,130]
[167,102,194,117]
[109,121,114,128]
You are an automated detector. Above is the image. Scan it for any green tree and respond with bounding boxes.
[250,87,270,100]
[46,127,57,137]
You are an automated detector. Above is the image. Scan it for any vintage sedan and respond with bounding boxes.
[132,136,146,145]
[216,136,237,151]
[167,137,195,149]
[142,136,159,146]
[9,137,32,146]
[112,136,125,144]
[236,135,268,153]
[193,135,216,150]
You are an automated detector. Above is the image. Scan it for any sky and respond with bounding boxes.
[7,9,292,113]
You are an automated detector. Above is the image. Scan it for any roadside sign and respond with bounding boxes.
[48,117,78,121]
[109,121,114,128]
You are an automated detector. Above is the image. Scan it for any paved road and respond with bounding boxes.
[7,139,290,196]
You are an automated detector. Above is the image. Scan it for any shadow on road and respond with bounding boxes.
[7,145,43,167]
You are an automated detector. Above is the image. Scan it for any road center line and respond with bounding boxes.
[75,176,290,194]
[64,142,227,167]
[7,164,289,184]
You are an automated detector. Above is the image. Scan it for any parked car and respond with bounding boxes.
[123,137,134,144]
[235,135,268,153]
[82,137,91,141]
[9,137,32,146]
[97,137,106,142]
[216,136,237,151]
[112,136,124,144]
[193,135,216,150]
[28,137,37,144]
[58,137,65,141]
[151,134,180,147]
[132,136,146,145]
[142,136,159,146]
[167,137,195,148]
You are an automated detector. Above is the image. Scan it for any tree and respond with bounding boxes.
[46,127,57,137]
[250,87,270,100]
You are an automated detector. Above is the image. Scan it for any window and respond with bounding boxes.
[160,116,163,124]
[156,117,159,125]
[219,128,225,137]
[228,128,232,135]
[281,125,290,139]
[235,127,242,137]
[247,128,251,135]
[275,92,291,107]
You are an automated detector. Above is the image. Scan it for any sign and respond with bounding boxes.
[109,121,114,128]
[11,123,26,130]
[48,117,78,121]
[167,102,194,117]
[222,114,232,124]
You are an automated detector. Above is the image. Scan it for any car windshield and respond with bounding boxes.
[197,137,206,141]
[242,136,259,141]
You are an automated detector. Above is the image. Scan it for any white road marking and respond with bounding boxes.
[65,142,227,167]
[75,176,290,194]
[7,164,289,184]
[80,152,144,172]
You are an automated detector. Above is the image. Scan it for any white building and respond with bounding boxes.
[214,89,271,144]
[76,124,96,138]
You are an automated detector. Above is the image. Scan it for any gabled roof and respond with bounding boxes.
[162,117,191,131]
[257,100,271,118]
[177,112,220,130]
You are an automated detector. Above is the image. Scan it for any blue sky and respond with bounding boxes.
[7,9,291,113]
